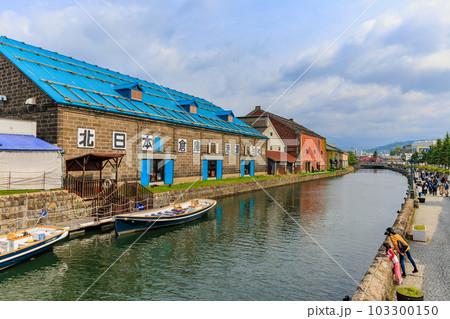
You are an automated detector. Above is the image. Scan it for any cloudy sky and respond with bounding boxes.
[1,0,449,150]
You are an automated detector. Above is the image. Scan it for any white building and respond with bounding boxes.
[411,140,436,153]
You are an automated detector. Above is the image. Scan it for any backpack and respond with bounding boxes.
[397,239,408,253]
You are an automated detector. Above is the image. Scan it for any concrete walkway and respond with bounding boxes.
[392,193,450,300]
[52,216,114,235]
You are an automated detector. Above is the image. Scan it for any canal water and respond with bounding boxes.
[0,169,407,301]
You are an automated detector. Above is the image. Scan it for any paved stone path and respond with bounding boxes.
[392,194,449,300]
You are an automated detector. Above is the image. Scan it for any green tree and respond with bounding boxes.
[390,146,402,156]
[348,151,359,165]
[434,139,442,165]
[442,132,450,169]
[427,145,435,165]
[373,150,378,160]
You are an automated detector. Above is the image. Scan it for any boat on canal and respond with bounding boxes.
[115,198,217,235]
[0,226,69,271]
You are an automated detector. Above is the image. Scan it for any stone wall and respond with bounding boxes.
[0,190,91,233]
[59,106,267,182]
[351,198,414,301]
[0,52,59,144]
[153,168,353,207]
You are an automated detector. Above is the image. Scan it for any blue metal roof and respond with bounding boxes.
[0,134,63,151]
[0,36,266,138]
[113,82,142,91]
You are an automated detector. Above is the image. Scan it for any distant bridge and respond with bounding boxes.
[356,163,409,177]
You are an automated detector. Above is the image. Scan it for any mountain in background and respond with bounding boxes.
[364,140,415,154]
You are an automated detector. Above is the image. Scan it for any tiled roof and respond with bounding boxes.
[246,108,324,139]
[0,36,264,138]
[267,151,298,163]
[326,144,347,153]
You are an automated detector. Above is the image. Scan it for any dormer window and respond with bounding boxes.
[113,82,143,101]
[176,99,198,114]
[215,110,234,122]
[131,88,142,101]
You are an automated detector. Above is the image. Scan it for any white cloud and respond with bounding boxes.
[2,0,450,149]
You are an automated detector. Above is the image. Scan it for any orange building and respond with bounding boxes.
[240,106,326,173]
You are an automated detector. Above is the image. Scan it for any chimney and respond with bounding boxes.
[255,106,261,110]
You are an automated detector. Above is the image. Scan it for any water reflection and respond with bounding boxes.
[0,169,407,301]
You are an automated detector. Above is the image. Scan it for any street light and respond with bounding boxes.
[408,153,423,199]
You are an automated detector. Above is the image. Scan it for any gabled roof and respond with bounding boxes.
[245,107,324,139]
[267,151,298,163]
[66,152,124,171]
[215,110,234,117]
[0,36,264,138]
[176,99,198,107]
[326,144,347,154]
[113,82,143,91]
[0,134,63,151]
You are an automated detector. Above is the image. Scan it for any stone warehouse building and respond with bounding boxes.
[0,36,267,185]
[239,106,326,173]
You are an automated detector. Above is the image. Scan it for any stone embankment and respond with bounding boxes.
[352,198,414,301]
[0,191,90,233]
[0,168,353,233]
[153,168,353,207]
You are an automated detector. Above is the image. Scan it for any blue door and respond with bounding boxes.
[141,159,149,186]
[241,160,245,177]
[250,160,255,176]
[202,160,208,180]
[217,160,223,179]
[164,159,174,184]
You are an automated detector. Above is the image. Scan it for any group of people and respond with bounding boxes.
[416,169,449,197]
[383,227,418,285]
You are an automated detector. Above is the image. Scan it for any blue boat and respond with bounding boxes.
[0,226,68,271]
[115,198,217,235]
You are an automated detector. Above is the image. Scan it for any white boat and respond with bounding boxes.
[115,198,217,235]
[0,226,69,271]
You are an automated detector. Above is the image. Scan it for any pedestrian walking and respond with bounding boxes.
[423,183,428,195]
[445,181,449,197]
[385,228,418,276]
[383,242,402,284]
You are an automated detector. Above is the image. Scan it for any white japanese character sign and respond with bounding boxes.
[78,128,95,148]
[193,140,201,153]
[225,143,231,155]
[113,132,126,150]
[141,135,153,151]
[178,139,187,153]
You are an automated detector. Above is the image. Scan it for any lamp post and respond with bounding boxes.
[408,153,423,199]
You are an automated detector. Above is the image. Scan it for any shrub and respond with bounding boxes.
[397,286,423,297]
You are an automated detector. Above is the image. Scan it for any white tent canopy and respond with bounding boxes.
[0,134,63,190]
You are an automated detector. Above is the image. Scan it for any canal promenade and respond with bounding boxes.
[393,193,450,300]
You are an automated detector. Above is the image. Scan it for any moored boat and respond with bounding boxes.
[115,198,217,235]
[0,226,69,271]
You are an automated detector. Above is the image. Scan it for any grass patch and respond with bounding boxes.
[397,286,423,297]
[416,165,449,175]
[414,224,425,231]
[149,171,333,193]
[0,189,62,196]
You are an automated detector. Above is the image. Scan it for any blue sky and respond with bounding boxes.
[1,0,449,150]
